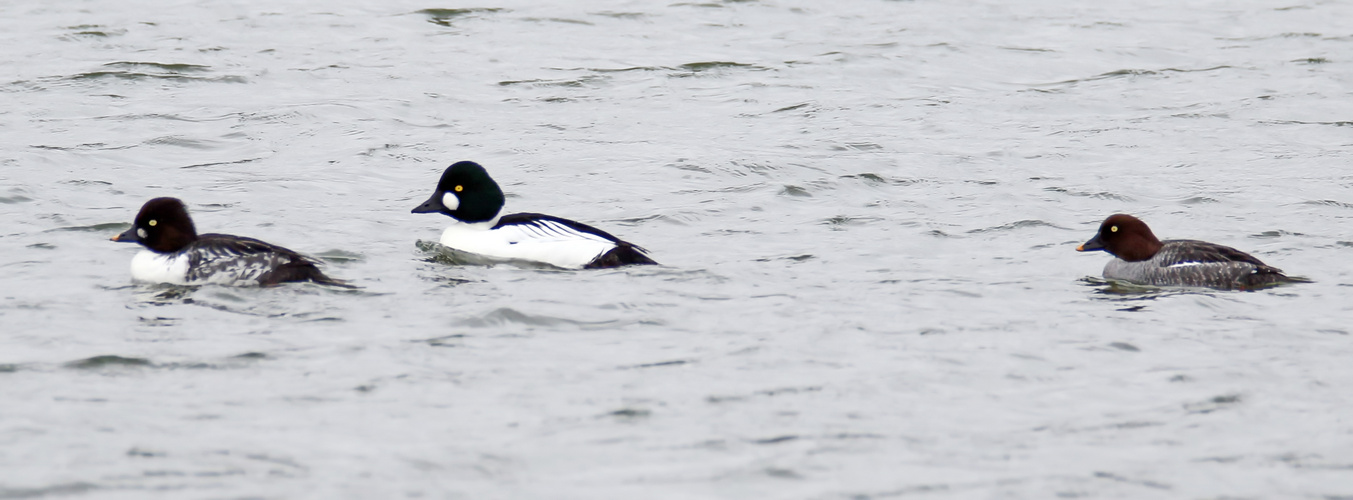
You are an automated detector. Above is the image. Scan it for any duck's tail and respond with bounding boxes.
[585,242,658,269]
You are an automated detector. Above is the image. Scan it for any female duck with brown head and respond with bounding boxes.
[1076,214,1304,290]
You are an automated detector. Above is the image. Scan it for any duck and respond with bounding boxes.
[111,197,349,287]
[411,161,657,269]
[1076,213,1302,290]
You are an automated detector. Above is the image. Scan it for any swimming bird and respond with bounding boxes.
[1076,213,1302,290]
[411,161,657,269]
[111,197,349,287]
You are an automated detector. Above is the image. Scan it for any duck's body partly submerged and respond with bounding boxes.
[1099,238,1296,289]
[112,197,348,287]
[1077,214,1302,290]
[413,161,657,269]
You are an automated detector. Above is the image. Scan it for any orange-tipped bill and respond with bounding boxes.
[1077,234,1104,252]
[111,226,140,243]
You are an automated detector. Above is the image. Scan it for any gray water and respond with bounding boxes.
[3,0,1352,498]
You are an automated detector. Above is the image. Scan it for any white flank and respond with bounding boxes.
[439,218,614,269]
[1166,261,1205,268]
[129,250,192,285]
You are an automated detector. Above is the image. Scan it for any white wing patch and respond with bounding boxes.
[504,219,614,245]
[1166,261,1205,268]
[439,218,615,269]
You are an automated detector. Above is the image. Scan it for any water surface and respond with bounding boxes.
[2,0,1352,498]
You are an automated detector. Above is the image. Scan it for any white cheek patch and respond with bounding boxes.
[442,192,459,211]
[137,228,148,239]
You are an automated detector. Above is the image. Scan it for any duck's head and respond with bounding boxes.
[1077,213,1163,262]
[111,197,199,253]
[411,161,505,223]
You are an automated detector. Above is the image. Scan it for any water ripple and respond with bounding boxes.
[415,7,505,26]
[460,307,631,329]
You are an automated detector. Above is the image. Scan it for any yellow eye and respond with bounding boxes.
[148,220,157,227]
[1110,225,1118,233]
[454,185,463,192]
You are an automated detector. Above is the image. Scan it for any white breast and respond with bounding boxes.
[439,219,614,269]
[129,250,192,285]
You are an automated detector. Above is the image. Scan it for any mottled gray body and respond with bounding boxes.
[183,234,336,286]
[1103,240,1295,290]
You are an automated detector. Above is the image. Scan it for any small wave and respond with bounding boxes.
[822,215,884,227]
[1184,394,1243,414]
[604,408,652,421]
[591,11,646,20]
[498,75,609,88]
[1302,199,1353,209]
[415,8,505,26]
[65,355,152,369]
[1043,186,1132,201]
[30,142,134,151]
[611,213,683,226]
[619,359,692,370]
[522,17,593,26]
[1259,119,1353,127]
[143,135,232,150]
[840,173,922,186]
[678,61,761,71]
[181,157,265,169]
[0,482,98,499]
[966,220,1066,233]
[1219,32,1322,41]
[707,385,823,404]
[753,254,814,262]
[1032,65,1230,87]
[554,66,663,73]
[102,61,211,73]
[460,307,628,329]
[1249,230,1304,239]
[66,71,245,83]
[413,334,465,347]
[60,179,113,186]
[671,2,730,8]
[312,249,364,263]
[49,222,126,233]
[771,102,816,113]
[673,182,765,194]
[669,61,770,77]
[59,24,126,39]
[62,352,273,372]
[828,142,884,152]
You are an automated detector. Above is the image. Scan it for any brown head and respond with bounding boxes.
[1076,214,1163,261]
